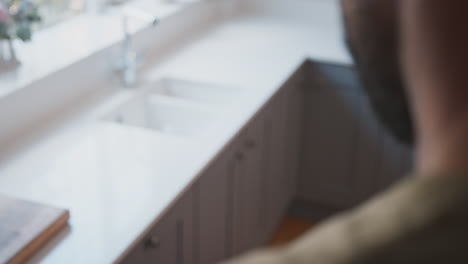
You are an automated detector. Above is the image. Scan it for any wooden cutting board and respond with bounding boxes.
[0,194,69,264]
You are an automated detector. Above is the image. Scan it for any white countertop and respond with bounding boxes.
[0,6,351,264]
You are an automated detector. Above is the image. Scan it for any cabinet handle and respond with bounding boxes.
[235,152,244,161]
[244,139,256,149]
[145,235,161,249]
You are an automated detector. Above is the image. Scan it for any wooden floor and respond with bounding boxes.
[268,217,315,247]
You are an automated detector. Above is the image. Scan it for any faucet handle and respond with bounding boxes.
[116,7,157,88]
[123,7,159,28]
[122,51,138,87]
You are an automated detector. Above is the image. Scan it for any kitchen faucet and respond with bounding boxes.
[117,7,158,87]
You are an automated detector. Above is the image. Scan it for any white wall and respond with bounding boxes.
[239,0,343,25]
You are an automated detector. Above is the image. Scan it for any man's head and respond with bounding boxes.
[341,0,414,145]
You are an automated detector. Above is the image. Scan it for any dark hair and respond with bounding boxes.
[342,0,414,145]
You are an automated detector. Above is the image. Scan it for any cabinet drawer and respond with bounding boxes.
[121,190,194,264]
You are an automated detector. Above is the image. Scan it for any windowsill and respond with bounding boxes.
[0,0,196,98]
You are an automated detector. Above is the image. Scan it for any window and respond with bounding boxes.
[36,0,86,27]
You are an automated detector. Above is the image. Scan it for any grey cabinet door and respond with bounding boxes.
[263,92,290,237]
[231,131,265,256]
[227,80,306,251]
[283,78,305,203]
[240,114,266,250]
[121,190,194,264]
[196,152,230,264]
[229,112,270,256]
[230,134,246,256]
[259,107,276,240]
[299,64,362,208]
[351,92,382,203]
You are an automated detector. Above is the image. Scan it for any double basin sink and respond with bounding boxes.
[102,78,241,138]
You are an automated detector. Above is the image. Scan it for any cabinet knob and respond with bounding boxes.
[145,235,161,249]
[235,152,244,161]
[245,139,256,149]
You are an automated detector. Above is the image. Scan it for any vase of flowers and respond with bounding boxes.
[0,0,41,66]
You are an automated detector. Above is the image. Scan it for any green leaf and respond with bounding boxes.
[26,7,41,22]
[0,23,11,40]
[16,24,31,41]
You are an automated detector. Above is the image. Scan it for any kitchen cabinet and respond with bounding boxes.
[121,189,194,264]
[298,63,360,207]
[298,62,413,208]
[195,149,231,264]
[193,103,286,262]
[197,71,306,260]
[230,77,300,247]
[265,93,289,224]
[262,92,291,237]
[351,92,383,202]
[118,73,305,263]
[231,113,267,255]
[120,62,412,264]
[282,75,305,207]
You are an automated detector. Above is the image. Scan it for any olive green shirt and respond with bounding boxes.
[223,175,468,264]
